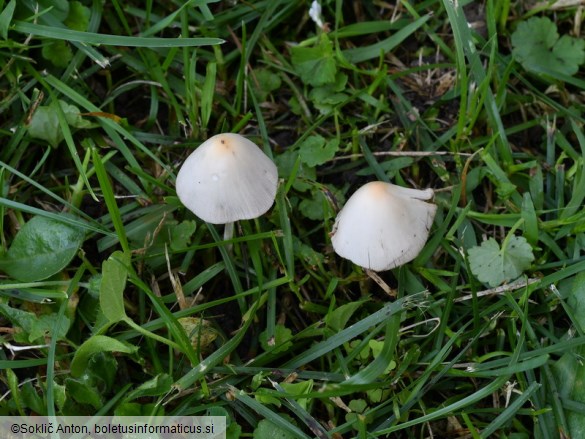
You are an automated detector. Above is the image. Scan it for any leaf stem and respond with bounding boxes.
[124,318,182,351]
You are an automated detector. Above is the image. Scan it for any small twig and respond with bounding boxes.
[3,341,50,355]
[365,269,396,298]
[330,150,476,162]
[165,244,186,311]
[460,148,483,206]
[455,278,540,302]
[399,317,441,337]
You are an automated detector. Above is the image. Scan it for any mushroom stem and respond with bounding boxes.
[223,221,235,245]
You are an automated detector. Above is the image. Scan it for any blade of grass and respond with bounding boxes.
[285,294,422,369]
[173,295,260,391]
[481,381,541,437]
[92,148,130,254]
[342,14,431,63]
[0,197,112,236]
[442,0,512,164]
[46,264,85,417]
[14,21,224,47]
[230,387,312,439]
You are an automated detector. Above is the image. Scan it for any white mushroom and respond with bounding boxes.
[176,133,278,224]
[331,181,437,271]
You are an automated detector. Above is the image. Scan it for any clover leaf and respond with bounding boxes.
[251,67,282,102]
[298,134,339,167]
[259,324,293,354]
[27,99,93,147]
[291,33,337,86]
[511,16,585,76]
[468,235,534,287]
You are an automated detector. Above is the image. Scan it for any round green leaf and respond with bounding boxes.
[467,236,534,287]
[259,324,293,354]
[511,16,585,77]
[70,335,138,377]
[100,250,130,323]
[298,135,339,167]
[253,419,297,439]
[0,216,85,282]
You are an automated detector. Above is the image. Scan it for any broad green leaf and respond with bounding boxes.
[310,89,348,115]
[254,388,282,407]
[281,380,313,410]
[346,339,371,360]
[253,419,297,439]
[0,304,70,343]
[511,16,585,76]
[368,339,397,374]
[42,40,73,68]
[65,377,103,409]
[0,215,84,282]
[325,300,367,332]
[291,34,337,87]
[27,105,60,147]
[259,324,293,354]
[293,237,324,268]
[552,35,585,75]
[64,1,90,32]
[367,387,391,403]
[298,186,342,221]
[61,100,93,128]
[53,381,66,412]
[22,381,46,415]
[227,423,242,439]
[100,251,130,323]
[298,135,339,167]
[349,399,368,413]
[274,149,316,192]
[252,68,282,102]
[5,369,22,413]
[170,220,197,251]
[38,0,69,21]
[308,73,349,114]
[123,374,173,402]
[87,352,118,392]
[178,317,219,351]
[467,236,534,287]
[70,335,138,377]
[27,100,92,147]
[345,399,372,425]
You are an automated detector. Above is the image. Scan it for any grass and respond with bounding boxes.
[1,0,585,437]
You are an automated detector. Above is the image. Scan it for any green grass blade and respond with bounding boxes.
[481,381,541,437]
[14,21,224,47]
[342,14,431,63]
[92,148,130,253]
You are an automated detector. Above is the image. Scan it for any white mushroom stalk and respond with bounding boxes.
[176,133,278,240]
[331,181,437,271]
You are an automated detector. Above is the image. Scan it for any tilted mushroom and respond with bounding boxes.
[176,133,278,238]
[331,181,437,271]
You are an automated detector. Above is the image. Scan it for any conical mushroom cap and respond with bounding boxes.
[331,181,437,271]
[176,133,278,224]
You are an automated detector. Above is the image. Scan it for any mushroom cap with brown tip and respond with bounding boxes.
[331,181,437,271]
[176,133,278,224]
